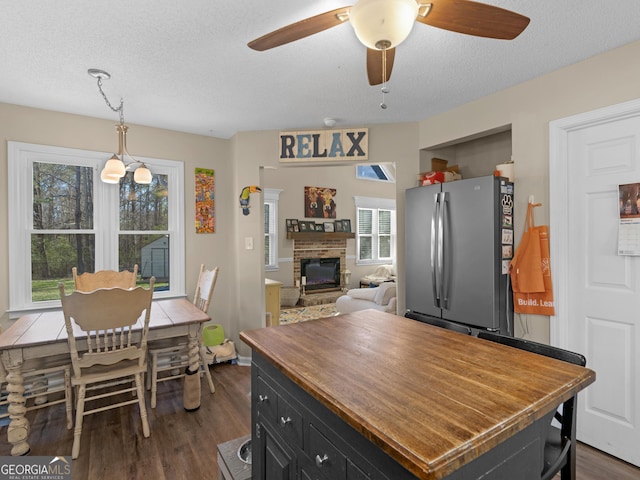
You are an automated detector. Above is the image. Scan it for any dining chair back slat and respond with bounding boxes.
[72,265,138,292]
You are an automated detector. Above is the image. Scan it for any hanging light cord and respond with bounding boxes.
[380,44,389,110]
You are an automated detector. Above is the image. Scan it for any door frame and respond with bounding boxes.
[549,97,640,347]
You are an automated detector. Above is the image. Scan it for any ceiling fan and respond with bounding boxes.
[248,0,530,86]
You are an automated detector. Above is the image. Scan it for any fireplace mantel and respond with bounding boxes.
[287,232,355,240]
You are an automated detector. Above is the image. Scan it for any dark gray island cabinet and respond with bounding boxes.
[240,311,595,480]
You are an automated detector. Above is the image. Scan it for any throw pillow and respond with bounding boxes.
[374,282,396,305]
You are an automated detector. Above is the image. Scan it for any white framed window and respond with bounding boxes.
[264,188,282,271]
[354,196,396,265]
[355,163,395,183]
[8,141,185,315]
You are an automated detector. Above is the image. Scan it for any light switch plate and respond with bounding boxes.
[245,237,254,250]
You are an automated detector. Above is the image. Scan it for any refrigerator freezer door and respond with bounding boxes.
[441,176,501,330]
[405,184,441,318]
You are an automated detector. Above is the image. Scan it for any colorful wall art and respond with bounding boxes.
[195,168,215,233]
[305,186,337,219]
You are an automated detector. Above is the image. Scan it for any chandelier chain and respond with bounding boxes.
[96,77,125,124]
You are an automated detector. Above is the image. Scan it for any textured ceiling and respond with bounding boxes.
[1,1,639,138]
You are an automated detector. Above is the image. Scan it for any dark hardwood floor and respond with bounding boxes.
[1,362,638,479]
[0,363,251,479]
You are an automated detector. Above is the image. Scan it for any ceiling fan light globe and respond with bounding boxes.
[134,165,153,184]
[350,0,418,50]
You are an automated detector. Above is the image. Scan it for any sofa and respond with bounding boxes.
[335,281,397,314]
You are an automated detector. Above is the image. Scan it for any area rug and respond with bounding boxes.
[279,303,338,325]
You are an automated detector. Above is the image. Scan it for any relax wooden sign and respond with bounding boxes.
[279,128,368,162]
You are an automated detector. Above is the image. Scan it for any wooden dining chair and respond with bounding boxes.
[72,265,138,291]
[477,331,586,480]
[59,278,155,459]
[147,265,218,408]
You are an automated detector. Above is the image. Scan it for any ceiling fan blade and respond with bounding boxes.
[248,7,351,51]
[367,48,396,86]
[418,0,530,40]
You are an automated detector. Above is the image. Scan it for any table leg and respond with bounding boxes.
[183,324,202,411]
[2,352,30,456]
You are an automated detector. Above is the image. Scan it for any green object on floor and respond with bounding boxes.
[202,324,225,346]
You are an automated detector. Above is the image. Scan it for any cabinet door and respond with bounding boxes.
[255,423,295,480]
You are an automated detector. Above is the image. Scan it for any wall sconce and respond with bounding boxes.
[88,68,152,185]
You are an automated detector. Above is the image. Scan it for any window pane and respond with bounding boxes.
[356,165,394,182]
[358,209,373,234]
[31,233,95,301]
[264,204,271,232]
[119,234,168,290]
[379,235,391,258]
[119,173,169,231]
[359,237,372,260]
[33,162,93,230]
[264,236,271,265]
[379,210,391,234]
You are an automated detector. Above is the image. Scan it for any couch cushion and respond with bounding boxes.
[347,287,378,301]
[374,282,396,306]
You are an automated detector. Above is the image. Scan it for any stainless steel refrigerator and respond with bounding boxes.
[405,175,514,334]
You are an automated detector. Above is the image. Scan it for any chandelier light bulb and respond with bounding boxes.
[102,155,126,179]
[100,168,120,184]
[133,165,153,184]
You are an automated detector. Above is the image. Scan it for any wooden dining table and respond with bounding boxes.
[0,297,210,456]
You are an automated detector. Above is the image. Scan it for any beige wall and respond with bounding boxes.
[3,38,640,350]
[0,103,235,339]
[418,39,640,341]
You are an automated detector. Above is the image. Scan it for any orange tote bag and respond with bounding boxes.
[510,202,555,315]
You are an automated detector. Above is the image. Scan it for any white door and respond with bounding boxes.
[550,99,640,466]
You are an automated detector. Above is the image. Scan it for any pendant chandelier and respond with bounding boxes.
[88,68,152,184]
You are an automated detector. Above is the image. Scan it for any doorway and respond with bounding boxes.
[262,163,397,292]
[550,98,640,466]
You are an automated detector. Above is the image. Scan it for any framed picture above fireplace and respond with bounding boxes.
[305,186,337,219]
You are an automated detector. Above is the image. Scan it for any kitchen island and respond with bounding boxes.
[240,310,595,480]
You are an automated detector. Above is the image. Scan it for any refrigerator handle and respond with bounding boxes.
[430,193,440,308]
[440,191,448,309]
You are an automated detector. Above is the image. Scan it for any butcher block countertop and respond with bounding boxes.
[240,310,595,480]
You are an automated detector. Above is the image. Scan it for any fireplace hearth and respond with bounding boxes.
[301,257,340,292]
